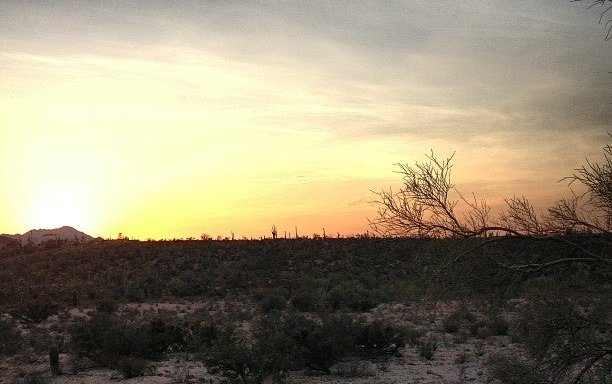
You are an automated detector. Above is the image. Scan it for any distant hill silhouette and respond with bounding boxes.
[1,226,93,245]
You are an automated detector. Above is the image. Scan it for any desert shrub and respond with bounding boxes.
[442,303,476,334]
[264,287,290,300]
[115,357,151,378]
[326,281,375,311]
[13,300,58,323]
[167,270,209,297]
[257,294,286,313]
[183,319,219,353]
[0,317,22,356]
[468,320,489,338]
[489,316,509,336]
[416,336,437,360]
[202,327,257,384]
[282,313,359,373]
[12,373,49,384]
[290,290,321,312]
[475,323,492,339]
[277,313,406,371]
[67,355,95,374]
[146,318,187,354]
[508,298,610,383]
[201,312,406,381]
[123,284,146,302]
[443,303,509,341]
[453,330,470,344]
[202,322,294,384]
[488,354,550,384]
[71,312,185,369]
[468,316,509,339]
[404,326,424,346]
[223,269,249,292]
[442,316,461,333]
[94,298,117,313]
[355,319,406,358]
[70,312,112,363]
[22,325,60,354]
[455,351,469,364]
[253,316,302,375]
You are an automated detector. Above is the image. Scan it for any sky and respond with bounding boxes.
[0,1,610,240]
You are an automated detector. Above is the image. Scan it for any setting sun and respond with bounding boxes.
[26,186,91,231]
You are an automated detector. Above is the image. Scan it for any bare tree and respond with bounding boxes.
[571,0,612,40]
[370,140,612,272]
[371,141,612,383]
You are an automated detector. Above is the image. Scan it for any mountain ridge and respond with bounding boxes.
[1,226,93,245]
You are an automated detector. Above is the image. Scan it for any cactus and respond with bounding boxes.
[49,344,61,375]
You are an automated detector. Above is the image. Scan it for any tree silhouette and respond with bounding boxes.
[370,139,611,272]
[571,0,612,40]
[370,139,611,383]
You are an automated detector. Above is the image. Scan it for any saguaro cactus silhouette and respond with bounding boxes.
[49,344,61,375]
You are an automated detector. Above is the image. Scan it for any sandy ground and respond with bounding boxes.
[1,301,518,384]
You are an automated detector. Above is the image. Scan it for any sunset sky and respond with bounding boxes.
[1,1,610,240]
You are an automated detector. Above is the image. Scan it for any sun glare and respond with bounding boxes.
[26,187,90,231]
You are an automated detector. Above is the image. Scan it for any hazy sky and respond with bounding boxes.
[1,1,610,239]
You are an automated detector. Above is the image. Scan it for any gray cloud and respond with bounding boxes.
[1,1,609,150]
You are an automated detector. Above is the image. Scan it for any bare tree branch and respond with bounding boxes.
[498,196,543,235]
[370,140,611,273]
[571,0,612,40]
[565,140,612,225]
